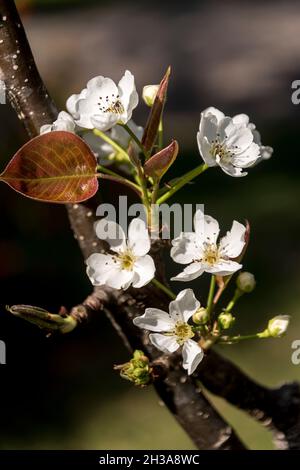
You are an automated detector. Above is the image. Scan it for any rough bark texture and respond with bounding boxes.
[1,0,300,450]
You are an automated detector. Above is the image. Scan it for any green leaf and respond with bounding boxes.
[0,131,98,203]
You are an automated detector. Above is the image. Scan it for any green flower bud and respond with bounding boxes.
[6,304,77,334]
[267,315,290,337]
[218,312,235,330]
[193,308,209,325]
[236,272,256,293]
[142,84,159,107]
[114,350,152,387]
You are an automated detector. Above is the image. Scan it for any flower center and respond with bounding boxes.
[202,243,220,265]
[210,137,234,164]
[97,94,124,115]
[174,321,194,345]
[118,250,136,271]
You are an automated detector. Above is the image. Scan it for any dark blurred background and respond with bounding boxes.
[0,0,300,449]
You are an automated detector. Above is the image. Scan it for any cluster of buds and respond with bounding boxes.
[114,350,153,387]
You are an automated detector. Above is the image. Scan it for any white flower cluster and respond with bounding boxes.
[40,71,272,176]
[86,209,246,375]
[40,71,280,376]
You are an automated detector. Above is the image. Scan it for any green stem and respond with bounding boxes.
[151,278,176,300]
[136,165,151,220]
[151,180,160,205]
[157,163,208,204]
[224,288,243,313]
[97,173,141,196]
[96,164,125,179]
[93,128,130,161]
[206,275,216,318]
[158,117,163,151]
[219,331,269,344]
[120,123,148,159]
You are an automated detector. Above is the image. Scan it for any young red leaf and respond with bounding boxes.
[0,131,98,203]
[141,66,171,155]
[144,140,179,180]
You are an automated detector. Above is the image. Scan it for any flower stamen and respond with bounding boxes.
[118,250,136,271]
[174,321,194,345]
[98,94,124,115]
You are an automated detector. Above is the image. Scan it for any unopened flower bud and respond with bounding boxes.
[193,308,209,325]
[142,84,159,107]
[236,272,256,293]
[114,350,152,386]
[218,312,235,330]
[267,315,290,337]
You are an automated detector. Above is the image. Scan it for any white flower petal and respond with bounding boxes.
[40,111,75,134]
[169,289,200,323]
[87,76,118,96]
[86,253,134,290]
[171,232,200,265]
[197,134,217,166]
[91,114,119,132]
[131,255,155,288]
[194,209,220,244]
[66,89,87,118]
[206,259,242,276]
[217,116,236,142]
[40,124,52,134]
[118,70,139,124]
[149,333,180,353]
[232,143,260,168]
[128,218,150,256]
[95,219,126,253]
[218,160,247,177]
[232,113,250,126]
[219,220,246,258]
[86,252,116,286]
[133,308,175,332]
[226,126,253,152]
[201,107,225,123]
[260,146,273,161]
[199,113,219,142]
[182,339,204,375]
[171,261,204,282]
[105,268,134,290]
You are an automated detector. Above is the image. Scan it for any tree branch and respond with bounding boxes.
[196,350,300,449]
[1,0,299,450]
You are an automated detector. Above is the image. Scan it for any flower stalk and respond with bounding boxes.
[157,163,208,204]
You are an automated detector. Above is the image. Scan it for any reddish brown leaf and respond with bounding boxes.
[144,140,179,179]
[142,66,171,155]
[0,131,98,203]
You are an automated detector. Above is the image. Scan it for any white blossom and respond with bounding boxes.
[197,107,266,177]
[66,70,138,132]
[133,289,204,375]
[268,315,290,337]
[142,84,159,106]
[86,218,155,290]
[171,209,246,281]
[40,111,75,134]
